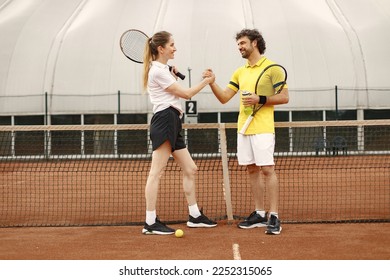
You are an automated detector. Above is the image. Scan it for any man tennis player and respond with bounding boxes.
[204,29,289,234]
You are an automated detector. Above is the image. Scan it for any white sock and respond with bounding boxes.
[256,210,266,218]
[146,210,156,225]
[188,203,201,218]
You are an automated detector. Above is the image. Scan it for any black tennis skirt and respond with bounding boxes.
[150,106,186,152]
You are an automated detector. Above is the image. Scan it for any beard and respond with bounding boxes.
[240,48,252,59]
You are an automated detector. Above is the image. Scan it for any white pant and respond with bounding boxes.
[237,133,275,166]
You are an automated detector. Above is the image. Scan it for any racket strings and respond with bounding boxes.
[252,65,287,115]
[121,31,148,63]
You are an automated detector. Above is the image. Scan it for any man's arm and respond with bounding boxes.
[266,87,289,105]
[203,69,236,104]
[209,82,237,104]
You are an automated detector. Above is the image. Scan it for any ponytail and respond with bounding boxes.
[142,31,172,91]
[143,38,153,91]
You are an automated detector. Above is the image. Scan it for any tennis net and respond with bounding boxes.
[0,120,389,227]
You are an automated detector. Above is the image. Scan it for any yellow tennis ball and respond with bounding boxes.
[175,229,184,238]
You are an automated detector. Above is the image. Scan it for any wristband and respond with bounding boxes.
[258,95,267,104]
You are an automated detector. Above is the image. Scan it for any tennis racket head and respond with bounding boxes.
[250,64,287,116]
[119,29,149,63]
[255,64,287,95]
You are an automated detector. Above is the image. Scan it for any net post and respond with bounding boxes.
[219,123,234,223]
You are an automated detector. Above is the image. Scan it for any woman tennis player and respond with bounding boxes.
[141,31,217,235]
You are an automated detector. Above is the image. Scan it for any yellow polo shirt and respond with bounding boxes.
[227,57,287,134]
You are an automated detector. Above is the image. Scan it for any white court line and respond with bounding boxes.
[232,243,241,260]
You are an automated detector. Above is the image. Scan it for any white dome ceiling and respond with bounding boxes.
[0,0,389,115]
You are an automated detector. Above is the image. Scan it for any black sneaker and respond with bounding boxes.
[142,217,175,235]
[238,211,268,229]
[187,210,217,228]
[265,214,282,235]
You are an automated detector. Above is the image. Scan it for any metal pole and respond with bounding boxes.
[335,85,339,120]
[118,90,121,115]
[185,67,192,124]
[44,91,49,159]
[188,67,192,92]
[45,91,48,125]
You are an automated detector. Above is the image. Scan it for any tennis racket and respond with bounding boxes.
[119,29,185,80]
[239,64,287,134]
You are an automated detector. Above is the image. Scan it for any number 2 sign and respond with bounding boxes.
[185,100,197,116]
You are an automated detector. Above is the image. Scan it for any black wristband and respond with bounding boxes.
[258,95,267,104]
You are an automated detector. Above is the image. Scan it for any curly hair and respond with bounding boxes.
[235,29,266,54]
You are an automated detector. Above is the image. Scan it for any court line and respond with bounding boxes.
[232,243,241,260]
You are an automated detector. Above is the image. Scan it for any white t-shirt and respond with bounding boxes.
[148,61,183,116]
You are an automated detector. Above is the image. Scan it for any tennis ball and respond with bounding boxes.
[175,229,184,238]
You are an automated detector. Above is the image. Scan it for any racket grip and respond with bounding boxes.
[239,115,253,134]
[169,66,186,80]
[176,71,186,80]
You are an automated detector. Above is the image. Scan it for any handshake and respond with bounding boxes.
[202,69,216,85]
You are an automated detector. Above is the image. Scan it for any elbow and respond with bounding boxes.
[279,92,289,104]
[216,93,230,104]
[217,97,228,104]
[185,94,194,100]
[182,91,193,100]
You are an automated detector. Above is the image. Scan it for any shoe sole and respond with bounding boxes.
[142,229,175,235]
[186,222,217,228]
[238,223,268,229]
[265,226,282,235]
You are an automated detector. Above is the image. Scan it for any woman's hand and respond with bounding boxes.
[202,69,215,84]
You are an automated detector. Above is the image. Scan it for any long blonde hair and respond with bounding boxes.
[143,31,172,90]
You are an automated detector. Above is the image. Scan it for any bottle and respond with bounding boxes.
[241,90,252,115]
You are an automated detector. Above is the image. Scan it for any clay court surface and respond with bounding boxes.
[1,145,389,262]
[1,221,389,260]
